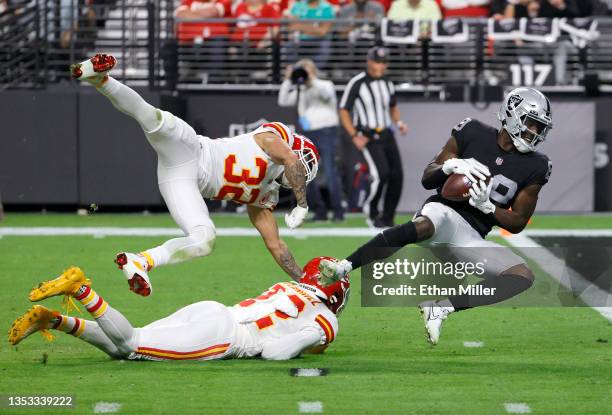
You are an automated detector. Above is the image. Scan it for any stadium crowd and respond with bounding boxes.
[173,0,610,47]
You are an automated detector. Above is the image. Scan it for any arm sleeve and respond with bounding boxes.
[315,80,336,104]
[278,80,297,107]
[261,326,323,360]
[339,77,360,111]
[388,80,397,107]
[450,117,474,156]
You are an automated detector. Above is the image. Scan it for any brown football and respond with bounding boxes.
[441,173,474,202]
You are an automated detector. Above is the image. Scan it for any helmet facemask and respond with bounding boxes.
[498,88,553,153]
[280,135,319,188]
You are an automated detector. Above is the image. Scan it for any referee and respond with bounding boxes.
[339,46,408,228]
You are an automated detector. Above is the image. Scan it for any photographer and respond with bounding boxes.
[278,59,345,221]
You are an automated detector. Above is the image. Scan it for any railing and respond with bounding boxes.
[1,1,612,93]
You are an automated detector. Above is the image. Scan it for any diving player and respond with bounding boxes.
[8,258,349,361]
[70,54,320,296]
[319,87,553,345]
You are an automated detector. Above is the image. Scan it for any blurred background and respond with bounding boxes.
[0,0,611,215]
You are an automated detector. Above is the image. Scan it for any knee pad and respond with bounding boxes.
[187,226,216,257]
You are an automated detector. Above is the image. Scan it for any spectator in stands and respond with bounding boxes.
[336,0,385,41]
[174,0,232,82]
[287,0,335,68]
[504,0,578,18]
[388,0,442,21]
[489,0,510,17]
[229,0,280,81]
[576,0,608,16]
[435,0,491,18]
[278,59,345,221]
[231,0,280,49]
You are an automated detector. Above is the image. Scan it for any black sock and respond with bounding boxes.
[448,274,533,311]
[346,222,417,270]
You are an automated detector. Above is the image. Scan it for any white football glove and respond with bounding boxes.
[442,158,490,183]
[469,180,496,214]
[285,206,308,229]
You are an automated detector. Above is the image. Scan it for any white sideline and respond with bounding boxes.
[504,233,612,322]
[1,226,612,238]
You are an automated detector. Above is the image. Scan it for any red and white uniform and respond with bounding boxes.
[232,282,338,359]
[128,282,337,361]
[200,122,295,209]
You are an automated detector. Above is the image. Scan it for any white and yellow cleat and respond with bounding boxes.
[115,252,153,297]
[70,53,117,87]
[418,300,453,346]
[8,305,60,345]
[29,267,91,302]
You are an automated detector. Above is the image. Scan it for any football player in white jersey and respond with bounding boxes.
[9,258,349,361]
[70,54,320,296]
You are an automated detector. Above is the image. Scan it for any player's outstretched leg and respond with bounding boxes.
[8,305,122,358]
[419,262,534,346]
[28,267,139,357]
[319,218,433,281]
[72,54,216,296]
[71,54,161,132]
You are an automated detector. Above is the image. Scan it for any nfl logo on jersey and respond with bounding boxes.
[496,157,504,165]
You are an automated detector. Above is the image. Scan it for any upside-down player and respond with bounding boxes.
[70,54,319,295]
[320,87,553,345]
[8,258,349,361]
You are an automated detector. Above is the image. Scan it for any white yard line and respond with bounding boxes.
[292,368,326,377]
[1,227,612,238]
[463,341,484,348]
[504,233,612,322]
[93,402,122,413]
[298,401,323,413]
[503,403,531,414]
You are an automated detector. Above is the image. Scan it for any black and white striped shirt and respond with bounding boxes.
[339,72,396,131]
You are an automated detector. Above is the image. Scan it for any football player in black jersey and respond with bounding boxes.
[319,87,553,345]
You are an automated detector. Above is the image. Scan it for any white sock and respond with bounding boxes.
[97,77,161,132]
[144,245,171,268]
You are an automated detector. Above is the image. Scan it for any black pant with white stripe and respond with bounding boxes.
[363,129,403,224]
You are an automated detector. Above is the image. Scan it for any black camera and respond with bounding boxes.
[290,65,309,85]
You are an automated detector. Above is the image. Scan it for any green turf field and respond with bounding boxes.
[1,213,611,414]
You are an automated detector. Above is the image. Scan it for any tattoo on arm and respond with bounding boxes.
[285,159,308,208]
[278,242,303,281]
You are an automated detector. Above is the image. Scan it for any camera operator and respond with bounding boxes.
[339,46,409,228]
[278,59,345,221]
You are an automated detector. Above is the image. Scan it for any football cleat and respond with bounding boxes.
[70,53,117,86]
[8,305,60,345]
[318,258,352,282]
[29,267,91,302]
[418,300,453,345]
[115,252,153,297]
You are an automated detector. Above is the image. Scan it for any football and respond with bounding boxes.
[441,173,474,202]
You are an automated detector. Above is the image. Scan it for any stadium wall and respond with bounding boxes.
[0,89,605,212]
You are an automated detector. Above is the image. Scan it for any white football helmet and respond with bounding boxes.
[497,87,553,153]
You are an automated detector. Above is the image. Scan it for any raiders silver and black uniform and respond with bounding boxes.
[421,117,552,239]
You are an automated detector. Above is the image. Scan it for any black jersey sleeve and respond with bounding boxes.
[526,155,552,186]
[450,117,475,155]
